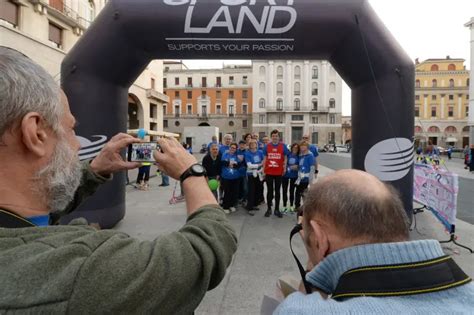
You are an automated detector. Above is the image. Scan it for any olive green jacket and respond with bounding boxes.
[0,162,237,314]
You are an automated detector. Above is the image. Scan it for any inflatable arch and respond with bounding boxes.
[62,0,414,228]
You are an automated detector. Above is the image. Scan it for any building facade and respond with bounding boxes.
[414,58,470,148]
[163,62,253,144]
[341,116,352,145]
[0,0,168,140]
[465,18,474,146]
[252,60,343,146]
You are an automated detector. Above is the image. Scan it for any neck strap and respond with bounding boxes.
[0,209,35,228]
[332,255,471,300]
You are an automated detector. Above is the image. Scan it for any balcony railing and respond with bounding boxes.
[185,84,193,88]
[46,0,91,29]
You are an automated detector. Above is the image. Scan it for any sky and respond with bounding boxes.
[172,0,474,115]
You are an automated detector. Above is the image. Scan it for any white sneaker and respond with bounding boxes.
[223,209,231,214]
[230,207,237,213]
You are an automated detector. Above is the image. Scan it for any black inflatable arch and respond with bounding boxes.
[62,0,414,228]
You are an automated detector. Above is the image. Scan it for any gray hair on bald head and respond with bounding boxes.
[0,47,62,137]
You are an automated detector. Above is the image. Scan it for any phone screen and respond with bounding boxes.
[127,142,159,162]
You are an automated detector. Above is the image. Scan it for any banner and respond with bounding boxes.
[413,164,459,230]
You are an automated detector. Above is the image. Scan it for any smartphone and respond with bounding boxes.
[127,142,159,162]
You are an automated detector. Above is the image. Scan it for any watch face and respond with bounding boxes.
[191,164,205,174]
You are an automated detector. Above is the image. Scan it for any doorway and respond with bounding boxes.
[292,127,303,144]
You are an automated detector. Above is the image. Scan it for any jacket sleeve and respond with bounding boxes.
[67,206,237,314]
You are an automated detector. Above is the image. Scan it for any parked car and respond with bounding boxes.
[336,145,350,153]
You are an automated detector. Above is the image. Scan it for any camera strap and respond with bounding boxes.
[289,223,313,294]
[0,209,35,228]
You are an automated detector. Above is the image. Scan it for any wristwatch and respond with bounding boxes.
[180,163,207,183]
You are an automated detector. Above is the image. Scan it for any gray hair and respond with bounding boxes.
[224,134,233,140]
[302,175,409,242]
[0,47,62,137]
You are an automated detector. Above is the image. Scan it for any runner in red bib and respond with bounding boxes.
[262,130,289,218]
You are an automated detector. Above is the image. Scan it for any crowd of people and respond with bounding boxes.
[416,141,474,172]
[201,131,319,217]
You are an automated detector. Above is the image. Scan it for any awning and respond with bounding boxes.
[445,137,458,142]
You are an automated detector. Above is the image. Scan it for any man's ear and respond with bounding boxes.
[21,112,51,157]
[310,219,330,260]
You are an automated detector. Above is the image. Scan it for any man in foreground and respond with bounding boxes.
[275,169,473,314]
[0,47,237,313]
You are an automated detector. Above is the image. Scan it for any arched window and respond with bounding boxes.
[87,0,96,22]
[428,126,440,133]
[449,79,454,88]
[259,98,265,108]
[415,80,420,88]
[415,126,423,133]
[462,126,470,132]
[431,64,439,71]
[448,64,456,71]
[294,66,301,79]
[312,82,318,95]
[467,78,470,87]
[277,66,283,79]
[259,66,266,76]
[259,82,265,93]
[312,99,318,110]
[329,82,336,93]
[276,82,283,95]
[432,79,437,88]
[294,82,301,95]
[276,98,283,111]
[329,98,336,108]
[312,66,318,79]
[294,99,300,111]
[445,126,457,133]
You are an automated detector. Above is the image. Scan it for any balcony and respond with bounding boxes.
[198,114,209,121]
[313,106,329,113]
[215,84,222,88]
[294,91,301,96]
[41,0,91,30]
[185,84,193,88]
[146,89,169,103]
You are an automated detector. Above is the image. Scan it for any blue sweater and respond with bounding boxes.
[244,150,264,175]
[275,240,474,314]
[298,153,315,183]
[284,153,299,179]
[221,152,241,180]
[236,149,247,178]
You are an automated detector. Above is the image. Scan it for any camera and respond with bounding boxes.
[127,142,160,162]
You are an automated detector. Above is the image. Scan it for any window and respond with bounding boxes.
[242,104,248,114]
[229,104,234,115]
[202,105,207,116]
[243,120,248,128]
[329,98,336,108]
[415,95,420,101]
[187,105,192,114]
[428,126,440,133]
[216,91,222,99]
[466,106,469,117]
[431,106,436,117]
[431,95,437,101]
[415,107,419,117]
[329,82,336,93]
[229,90,234,99]
[275,66,283,79]
[174,91,180,98]
[216,76,222,87]
[229,76,234,85]
[216,104,222,114]
[151,78,155,90]
[201,77,207,88]
[294,82,301,95]
[174,105,180,117]
[294,66,301,79]
[312,116,318,124]
[312,132,318,144]
[163,105,167,115]
[467,79,470,87]
[277,82,283,96]
[175,121,180,127]
[415,80,420,88]
[277,99,283,111]
[329,114,336,124]
[0,1,19,27]
[278,114,284,123]
[163,120,168,128]
[432,79,437,88]
[149,123,157,133]
[449,94,454,101]
[448,107,454,117]
[294,99,300,111]
[187,91,192,99]
[201,90,207,98]
[467,94,470,100]
[243,76,248,85]
[449,79,455,88]
[328,132,335,143]
[259,114,266,124]
[49,23,62,48]
[312,66,318,79]
[292,115,304,121]
[259,82,266,93]
[187,77,192,87]
[175,77,179,85]
[445,126,457,133]
[243,90,248,99]
[163,78,167,88]
[259,98,265,108]
[150,103,157,118]
[415,126,423,133]
[259,66,266,76]
[430,64,439,71]
[312,99,318,110]
[448,64,456,71]
[312,82,318,96]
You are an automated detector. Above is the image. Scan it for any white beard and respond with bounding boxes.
[36,137,82,212]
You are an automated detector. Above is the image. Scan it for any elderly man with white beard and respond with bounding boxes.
[0,47,237,314]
